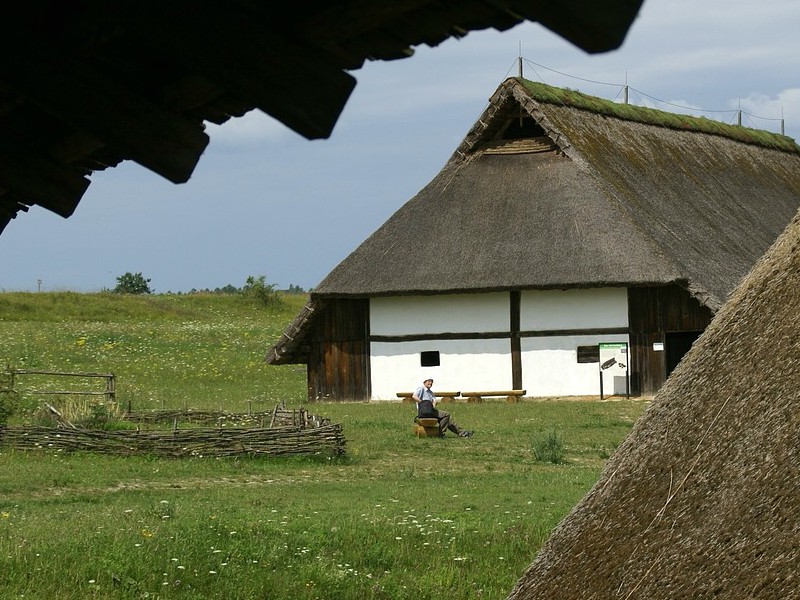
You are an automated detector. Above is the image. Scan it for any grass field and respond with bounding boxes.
[0,292,648,599]
[0,291,310,415]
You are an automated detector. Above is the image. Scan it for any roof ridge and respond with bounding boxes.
[512,77,800,154]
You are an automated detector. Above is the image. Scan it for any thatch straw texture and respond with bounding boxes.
[506,211,800,599]
[317,150,683,296]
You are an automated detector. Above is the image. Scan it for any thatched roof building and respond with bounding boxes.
[312,78,800,310]
[268,78,800,400]
[506,208,800,599]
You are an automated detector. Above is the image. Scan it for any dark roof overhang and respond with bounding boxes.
[0,1,644,234]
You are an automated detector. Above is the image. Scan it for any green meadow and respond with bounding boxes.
[0,292,647,599]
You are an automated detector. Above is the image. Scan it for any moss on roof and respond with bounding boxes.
[516,78,799,154]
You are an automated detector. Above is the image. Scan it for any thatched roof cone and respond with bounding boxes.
[507,211,800,598]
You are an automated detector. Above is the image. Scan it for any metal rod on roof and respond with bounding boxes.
[624,72,628,104]
[517,46,523,124]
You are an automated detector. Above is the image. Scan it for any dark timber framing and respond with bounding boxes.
[510,290,522,390]
[627,285,713,395]
[306,298,369,400]
[304,286,710,400]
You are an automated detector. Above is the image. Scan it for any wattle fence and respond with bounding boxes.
[0,403,345,459]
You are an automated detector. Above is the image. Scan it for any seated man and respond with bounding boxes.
[412,378,473,437]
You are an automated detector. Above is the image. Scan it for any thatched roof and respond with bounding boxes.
[0,1,644,234]
[314,78,800,310]
[267,77,800,364]
[506,208,800,600]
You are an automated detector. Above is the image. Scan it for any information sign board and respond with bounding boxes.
[599,342,629,399]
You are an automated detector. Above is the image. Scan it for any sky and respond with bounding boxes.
[1,0,799,294]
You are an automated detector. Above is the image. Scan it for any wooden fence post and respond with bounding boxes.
[106,374,116,403]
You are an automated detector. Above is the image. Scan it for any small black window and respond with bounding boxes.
[421,351,440,367]
[577,345,600,363]
[501,116,547,139]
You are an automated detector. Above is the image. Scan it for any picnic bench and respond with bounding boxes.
[396,391,461,403]
[460,390,526,403]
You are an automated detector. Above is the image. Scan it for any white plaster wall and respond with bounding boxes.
[370,338,512,400]
[521,334,630,397]
[368,288,631,399]
[520,288,628,330]
[371,292,508,336]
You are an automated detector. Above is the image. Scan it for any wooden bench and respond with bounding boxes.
[413,417,441,438]
[460,390,526,403]
[396,391,460,403]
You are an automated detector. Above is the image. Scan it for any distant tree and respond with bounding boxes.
[215,284,240,295]
[113,272,152,295]
[286,284,305,294]
[242,275,281,308]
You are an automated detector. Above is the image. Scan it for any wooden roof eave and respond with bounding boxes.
[311,279,693,300]
[685,281,723,314]
[265,299,322,365]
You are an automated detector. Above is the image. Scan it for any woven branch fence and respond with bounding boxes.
[0,423,345,458]
[0,402,345,458]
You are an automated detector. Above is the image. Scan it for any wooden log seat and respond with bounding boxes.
[460,390,526,403]
[413,417,441,438]
[396,391,460,403]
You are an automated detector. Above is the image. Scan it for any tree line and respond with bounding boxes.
[113,272,306,306]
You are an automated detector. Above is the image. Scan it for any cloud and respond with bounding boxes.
[736,88,800,137]
[205,110,298,146]
[649,43,797,77]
